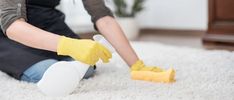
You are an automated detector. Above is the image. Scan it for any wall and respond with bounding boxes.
[59,0,208,33]
[59,0,93,33]
[136,0,208,30]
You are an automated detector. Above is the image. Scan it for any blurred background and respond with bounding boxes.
[58,0,234,50]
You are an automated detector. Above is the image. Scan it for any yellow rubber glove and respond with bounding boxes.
[57,36,112,65]
[131,60,164,72]
[131,60,175,83]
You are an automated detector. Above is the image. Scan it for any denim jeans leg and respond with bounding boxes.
[21,59,58,83]
[21,58,96,83]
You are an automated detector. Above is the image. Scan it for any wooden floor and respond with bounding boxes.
[137,30,204,48]
[79,29,234,50]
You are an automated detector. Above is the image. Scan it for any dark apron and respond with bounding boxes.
[0,0,80,80]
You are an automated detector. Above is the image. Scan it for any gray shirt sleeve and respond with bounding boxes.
[82,0,114,30]
[0,0,112,34]
[0,0,27,34]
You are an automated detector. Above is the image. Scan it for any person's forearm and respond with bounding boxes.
[6,19,60,52]
[96,16,139,66]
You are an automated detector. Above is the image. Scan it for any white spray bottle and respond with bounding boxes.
[93,34,115,53]
[37,35,114,96]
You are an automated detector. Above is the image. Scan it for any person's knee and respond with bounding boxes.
[36,59,58,78]
[21,59,96,83]
[21,59,58,83]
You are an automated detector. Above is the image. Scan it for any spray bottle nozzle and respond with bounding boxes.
[93,35,115,53]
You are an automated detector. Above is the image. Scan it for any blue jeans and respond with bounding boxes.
[21,58,95,83]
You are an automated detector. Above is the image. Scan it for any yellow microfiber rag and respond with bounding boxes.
[131,60,175,83]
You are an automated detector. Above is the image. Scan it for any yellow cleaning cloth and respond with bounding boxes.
[131,60,175,83]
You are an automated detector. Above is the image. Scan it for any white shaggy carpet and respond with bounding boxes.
[0,42,234,100]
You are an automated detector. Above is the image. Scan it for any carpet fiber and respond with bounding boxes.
[0,42,234,100]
